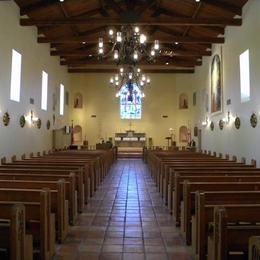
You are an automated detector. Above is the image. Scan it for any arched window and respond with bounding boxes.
[119,83,143,119]
[74,93,83,109]
[179,93,189,109]
[179,126,188,143]
[73,125,82,143]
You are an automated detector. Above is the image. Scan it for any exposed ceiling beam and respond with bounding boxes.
[68,68,195,74]
[61,60,201,67]
[51,49,210,57]
[38,35,224,44]
[20,17,242,27]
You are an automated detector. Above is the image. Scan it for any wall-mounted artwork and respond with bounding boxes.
[74,93,83,109]
[73,125,83,143]
[211,54,222,114]
[179,93,189,109]
[179,126,188,143]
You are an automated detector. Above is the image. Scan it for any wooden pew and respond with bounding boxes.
[172,173,260,218]
[0,188,54,260]
[0,166,84,213]
[183,182,260,246]
[194,191,260,260]
[0,179,68,242]
[0,171,77,225]
[212,205,260,260]
[0,202,33,260]
[170,169,260,222]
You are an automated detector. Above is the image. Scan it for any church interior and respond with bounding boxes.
[1,0,260,259]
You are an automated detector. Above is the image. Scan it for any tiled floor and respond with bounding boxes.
[55,159,192,260]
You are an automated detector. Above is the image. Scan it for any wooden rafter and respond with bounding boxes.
[20,17,242,27]
[38,34,224,44]
[68,68,195,73]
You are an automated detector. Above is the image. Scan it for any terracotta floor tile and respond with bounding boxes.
[122,253,145,260]
[145,253,168,260]
[99,253,122,260]
[145,245,166,253]
[55,159,192,260]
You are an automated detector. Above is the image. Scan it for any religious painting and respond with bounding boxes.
[74,93,83,109]
[73,125,83,143]
[119,83,142,119]
[179,93,189,109]
[179,126,188,143]
[211,54,222,114]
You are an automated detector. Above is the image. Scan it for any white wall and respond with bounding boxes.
[191,0,260,164]
[0,1,70,160]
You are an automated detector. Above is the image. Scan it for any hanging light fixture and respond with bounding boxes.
[97,25,158,97]
[109,65,150,101]
[97,25,160,66]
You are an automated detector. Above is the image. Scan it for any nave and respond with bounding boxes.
[56,159,191,260]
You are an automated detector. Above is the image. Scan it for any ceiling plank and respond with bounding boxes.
[20,17,242,27]
[202,0,242,16]
[137,0,157,16]
[20,0,58,16]
[104,0,124,15]
[68,68,195,73]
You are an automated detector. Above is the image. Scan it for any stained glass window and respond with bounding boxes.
[119,83,142,119]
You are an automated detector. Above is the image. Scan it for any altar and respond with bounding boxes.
[115,130,146,147]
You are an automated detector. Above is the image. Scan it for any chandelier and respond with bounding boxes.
[110,66,150,91]
[97,25,160,65]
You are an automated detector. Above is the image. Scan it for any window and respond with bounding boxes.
[41,71,48,110]
[240,49,250,103]
[10,49,22,102]
[60,84,64,115]
[119,83,142,119]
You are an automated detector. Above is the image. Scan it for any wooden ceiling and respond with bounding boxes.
[15,0,248,73]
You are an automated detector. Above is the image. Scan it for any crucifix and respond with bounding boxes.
[129,121,132,131]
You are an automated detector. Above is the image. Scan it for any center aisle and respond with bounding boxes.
[55,159,192,260]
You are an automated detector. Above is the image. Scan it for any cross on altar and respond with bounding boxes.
[129,121,132,131]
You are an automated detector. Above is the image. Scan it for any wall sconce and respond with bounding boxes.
[25,110,38,126]
[222,111,230,124]
[202,117,208,126]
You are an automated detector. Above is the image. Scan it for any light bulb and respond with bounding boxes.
[137,68,141,73]
[147,77,151,83]
[134,26,140,33]
[154,40,159,50]
[151,49,155,56]
[120,67,124,73]
[140,81,144,86]
[142,75,146,81]
[116,81,119,86]
[140,34,147,44]
[109,29,114,36]
[116,32,122,42]
[129,73,133,80]
[115,74,119,81]
[110,77,114,84]
[98,48,104,54]
[114,50,119,59]
[98,38,103,48]
[133,51,138,60]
